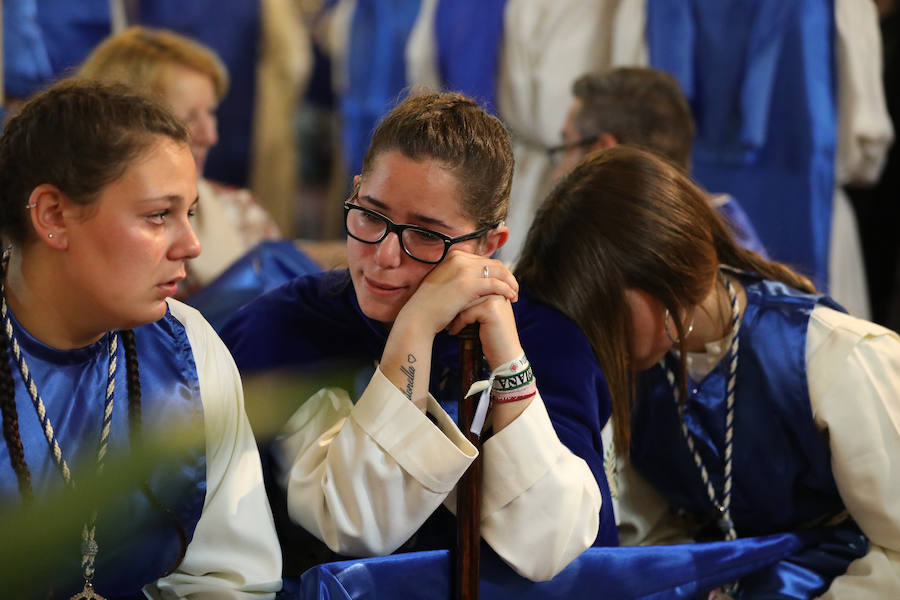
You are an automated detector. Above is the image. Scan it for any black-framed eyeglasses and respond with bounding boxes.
[546,135,599,162]
[344,195,495,264]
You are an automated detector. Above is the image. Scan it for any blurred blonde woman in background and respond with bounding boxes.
[78,26,281,296]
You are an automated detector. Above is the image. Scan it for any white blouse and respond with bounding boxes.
[272,367,602,581]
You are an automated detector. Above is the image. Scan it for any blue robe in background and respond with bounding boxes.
[2,0,54,100]
[632,275,867,597]
[433,0,507,114]
[0,306,206,598]
[715,194,769,258]
[33,0,110,77]
[1,0,260,188]
[139,0,261,188]
[341,0,421,180]
[648,0,836,290]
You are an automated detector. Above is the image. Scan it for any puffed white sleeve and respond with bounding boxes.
[806,305,900,598]
[273,366,477,557]
[442,390,602,582]
[146,300,282,599]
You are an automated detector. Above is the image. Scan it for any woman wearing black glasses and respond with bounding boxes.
[220,91,615,581]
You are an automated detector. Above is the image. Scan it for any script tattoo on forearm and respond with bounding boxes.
[400,353,417,400]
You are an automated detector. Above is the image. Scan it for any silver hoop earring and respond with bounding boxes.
[664,308,695,344]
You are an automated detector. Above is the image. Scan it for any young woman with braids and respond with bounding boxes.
[515,145,900,598]
[221,91,614,581]
[0,80,281,598]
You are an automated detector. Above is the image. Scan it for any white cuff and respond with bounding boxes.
[352,368,477,493]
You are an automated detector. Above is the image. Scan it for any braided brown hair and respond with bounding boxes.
[0,257,32,499]
[121,329,188,574]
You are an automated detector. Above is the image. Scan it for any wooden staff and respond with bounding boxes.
[456,323,483,600]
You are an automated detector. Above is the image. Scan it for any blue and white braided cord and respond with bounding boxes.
[665,271,741,542]
[1,249,116,583]
[721,275,740,534]
[83,331,116,581]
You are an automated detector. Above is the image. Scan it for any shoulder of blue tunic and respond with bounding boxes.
[136,301,197,370]
[219,269,379,373]
[163,298,229,377]
[713,194,769,258]
[513,288,602,375]
[134,301,203,421]
[513,288,610,437]
[741,275,844,314]
[104,301,207,596]
[736,276,843,462]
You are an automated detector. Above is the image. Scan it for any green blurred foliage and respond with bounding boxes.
[0,363,363,593]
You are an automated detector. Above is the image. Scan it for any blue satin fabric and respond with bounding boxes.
[715,195,768,258]
[648,0,836,290]
[341,0,422,178]
[1,306,206,597]
[186,240,322,332]
[434,0,507,113]
[221,270,618,548]
[139,0,261,187]
[283,525,863,600]
[631,275,861,595]
[32,0,111,75]
[2,0,54,99]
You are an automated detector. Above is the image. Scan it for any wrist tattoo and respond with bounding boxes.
[400,354,416,400]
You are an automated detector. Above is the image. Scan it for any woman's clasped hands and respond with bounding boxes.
[397,250,523,370]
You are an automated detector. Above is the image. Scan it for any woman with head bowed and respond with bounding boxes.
[515,145,900,598]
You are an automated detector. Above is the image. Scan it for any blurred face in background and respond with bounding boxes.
[551,99,591,181]
[160,64,219,175]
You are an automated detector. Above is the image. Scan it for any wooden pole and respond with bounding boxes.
[455,323,483,600]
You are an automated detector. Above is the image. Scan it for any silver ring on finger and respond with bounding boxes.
[482,265,490,279]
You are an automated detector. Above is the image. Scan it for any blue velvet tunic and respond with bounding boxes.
[1,306,207,598]
[220,269,617,555]
[632,275,867,596]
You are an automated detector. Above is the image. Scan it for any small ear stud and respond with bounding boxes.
[48,233,54,239]
[25,202,37,209]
